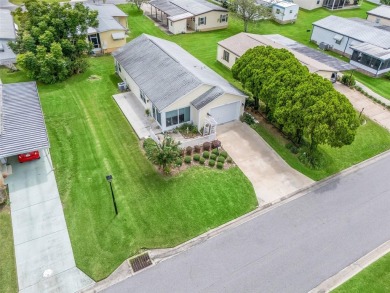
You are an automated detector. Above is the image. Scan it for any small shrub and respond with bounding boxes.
[199,157,205,164]
[203,142,211,151]
[193,154,200,161]
[220,150,228,158]
[217,162,223,169]
[194,145,201,153]
[143,138,157,149]
[240,112,255,125]
[227,157,233,163]
[208,159,216,167]
[298,148,325,170]
[210,154,217,160]
[217,156,225,163]
[203,151,210,159]
[186,146,193,155]
[341,74,356,87]
[212,140,221,149]
[285,142,299,154]
[175,158,182,166]
[385,71,390,80]
[211,148,219,156]
[184,156,192,164]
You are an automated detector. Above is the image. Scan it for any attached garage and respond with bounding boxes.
[210,101,240,124]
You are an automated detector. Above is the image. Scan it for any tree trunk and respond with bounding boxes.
[244,20,248,32]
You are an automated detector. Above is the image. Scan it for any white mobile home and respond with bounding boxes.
[113,34,246,131]
[367,5,390,26]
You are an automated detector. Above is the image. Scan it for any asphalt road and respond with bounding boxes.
[104,153,390,293]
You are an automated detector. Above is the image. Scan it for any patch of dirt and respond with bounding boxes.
[87,75,102,81]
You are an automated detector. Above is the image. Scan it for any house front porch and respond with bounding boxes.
[322,0,362,10]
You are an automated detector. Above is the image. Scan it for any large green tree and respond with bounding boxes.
[10,0,98,84]
[380,0,390,5]
[230,0,272,32]
[232,46,359,153]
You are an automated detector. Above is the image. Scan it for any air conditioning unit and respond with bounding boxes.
[118,82,127,92]
[319,42,330,51]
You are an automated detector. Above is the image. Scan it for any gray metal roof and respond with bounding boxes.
[0,82,50,158]
[350,42,390,60]
[0,40,16,65]
[191,86,224,110]
[367,5,390,19]
[149,0,188,17]
[313,15,390,49]
[150,0,227,17]
[0,9,16,40]
[113,34,245,111]
[84,3,127,33]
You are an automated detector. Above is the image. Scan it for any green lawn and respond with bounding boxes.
[0,58,257,281]
[333,252,390,293]
[10,0,66,4]
[0,208,18,293]
[352,71,390,100]
[251,118,390,181]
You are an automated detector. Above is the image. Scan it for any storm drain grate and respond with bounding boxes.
[130,253,152,273]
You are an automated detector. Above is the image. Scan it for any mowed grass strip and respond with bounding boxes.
[0,57,257,280]
[0,208,18,293]
[333,252,390,293]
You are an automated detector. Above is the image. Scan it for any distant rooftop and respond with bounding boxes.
[149,0,227,17]
[84,3,127,33]
[313,15,390,49]
[113,34,244,111]
[0,9,16,40]
[367,4,390,20]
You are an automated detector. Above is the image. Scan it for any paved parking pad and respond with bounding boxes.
[6,152,94,293]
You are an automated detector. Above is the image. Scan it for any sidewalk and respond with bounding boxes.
[355,80,390,107]
[6,152,94,293]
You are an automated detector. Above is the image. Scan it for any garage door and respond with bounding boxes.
[210,102,240,124]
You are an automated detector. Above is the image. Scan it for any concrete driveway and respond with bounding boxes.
[218,122,313,204]
[334,83,390,131]
[6,152,94,293]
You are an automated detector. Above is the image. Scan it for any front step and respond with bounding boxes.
[1,164,12,177]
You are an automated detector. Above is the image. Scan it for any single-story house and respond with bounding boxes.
[83,3,128,54]
[0,9,16,66]
[367,5,390,26]
[0,81,50,164]
[292,0,361,10]
[311,15,390,76]
[149,0,229,34]
[217,33,354,79]
[256,0,299,24]
[113,34,246,131]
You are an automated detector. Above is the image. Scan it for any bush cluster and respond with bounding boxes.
[208,159,215,167]
[184,156,192,164]
[211,148,219,156]
[199,157,205,164]
[240,112,255,125]
[210,154,217,160]
[203,142,211,151]
[220,151,228,158]
[217,162,224,169]
[193,154,200,161]
[203,151,210,159]
[341,74,356,87]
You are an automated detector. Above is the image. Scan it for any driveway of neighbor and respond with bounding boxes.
[218,121,313,204]
[334,82,390,131]
[6,152,94,293]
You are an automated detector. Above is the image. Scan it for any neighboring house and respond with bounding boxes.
[217,33,354,79]
[293,0,361,10]
[367,5,390,26]
[0,9,16,66]
[113,34,246,131]
[311,15,390,76]
[0,81,50,163]
[256,0,299,24]
[148,0,229,34]
[83,3,128,54]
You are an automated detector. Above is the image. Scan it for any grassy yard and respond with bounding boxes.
[352,71,390,100]
[333,252,390,293]
[0,207,18,293]
[0,58,257,281]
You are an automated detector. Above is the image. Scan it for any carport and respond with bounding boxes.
[0,82,50,166]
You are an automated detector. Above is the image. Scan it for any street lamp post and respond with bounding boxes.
[106,175,118,216]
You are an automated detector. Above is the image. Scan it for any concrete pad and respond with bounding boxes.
[218,122,314,204]
[5,152,94,292]
[113,92,158,139]
[21,267,94,293]
[11,197,67,245]
[15,229,75,289]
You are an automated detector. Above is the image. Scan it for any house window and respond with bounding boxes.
[276,9,281,14]
[223,50,229,62]
[171,21,173,26]
[165,107,190,127]
[290,10,293,13]
[198,17,206,25]
[153,105,161,126]
[317,0,320,4]
[88,34,100,49]
[220,14,228,22]
[140,90,147,103]
[376,18,380,24]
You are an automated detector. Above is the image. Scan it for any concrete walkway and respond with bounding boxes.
[217,121,314,204]
[113,92,160,139]
[6,152,94,293]
[334,83,390,131]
